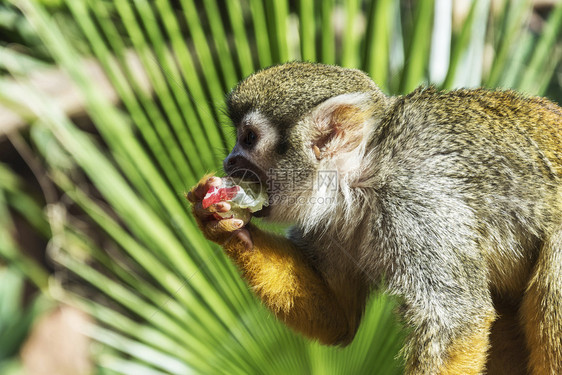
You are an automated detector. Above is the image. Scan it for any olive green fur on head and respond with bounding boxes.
[226,61,387,129]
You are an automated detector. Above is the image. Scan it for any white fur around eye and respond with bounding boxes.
[240,110,279,153]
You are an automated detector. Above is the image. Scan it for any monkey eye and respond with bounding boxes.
[242,130,257,148]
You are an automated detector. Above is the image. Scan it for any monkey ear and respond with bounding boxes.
[309,93,374,160]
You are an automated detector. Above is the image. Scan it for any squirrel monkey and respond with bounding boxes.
[187,62,562,374]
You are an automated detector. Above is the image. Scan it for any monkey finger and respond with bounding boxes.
[192,202,216,221]
[190,176,218,202]
[188,174,221,202]
[194,201,232,219]
[215,202,231,212]
[185,190,197,203]
[206,218,245,238]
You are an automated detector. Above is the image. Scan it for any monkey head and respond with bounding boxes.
[224,62,390,229]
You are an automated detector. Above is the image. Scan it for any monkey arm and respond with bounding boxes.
[188,175,361,345]
[221,223,357,346]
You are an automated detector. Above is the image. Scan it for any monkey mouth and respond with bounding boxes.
[225,164,271,217]
[224,158,266,183]
[227,169,262,183]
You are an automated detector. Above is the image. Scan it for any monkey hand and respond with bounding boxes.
[186,174,254,251]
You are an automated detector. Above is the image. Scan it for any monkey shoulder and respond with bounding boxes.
[380,87,562,179]
[371,88,562,257]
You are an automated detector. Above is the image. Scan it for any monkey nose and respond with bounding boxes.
[223,154,238,173]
